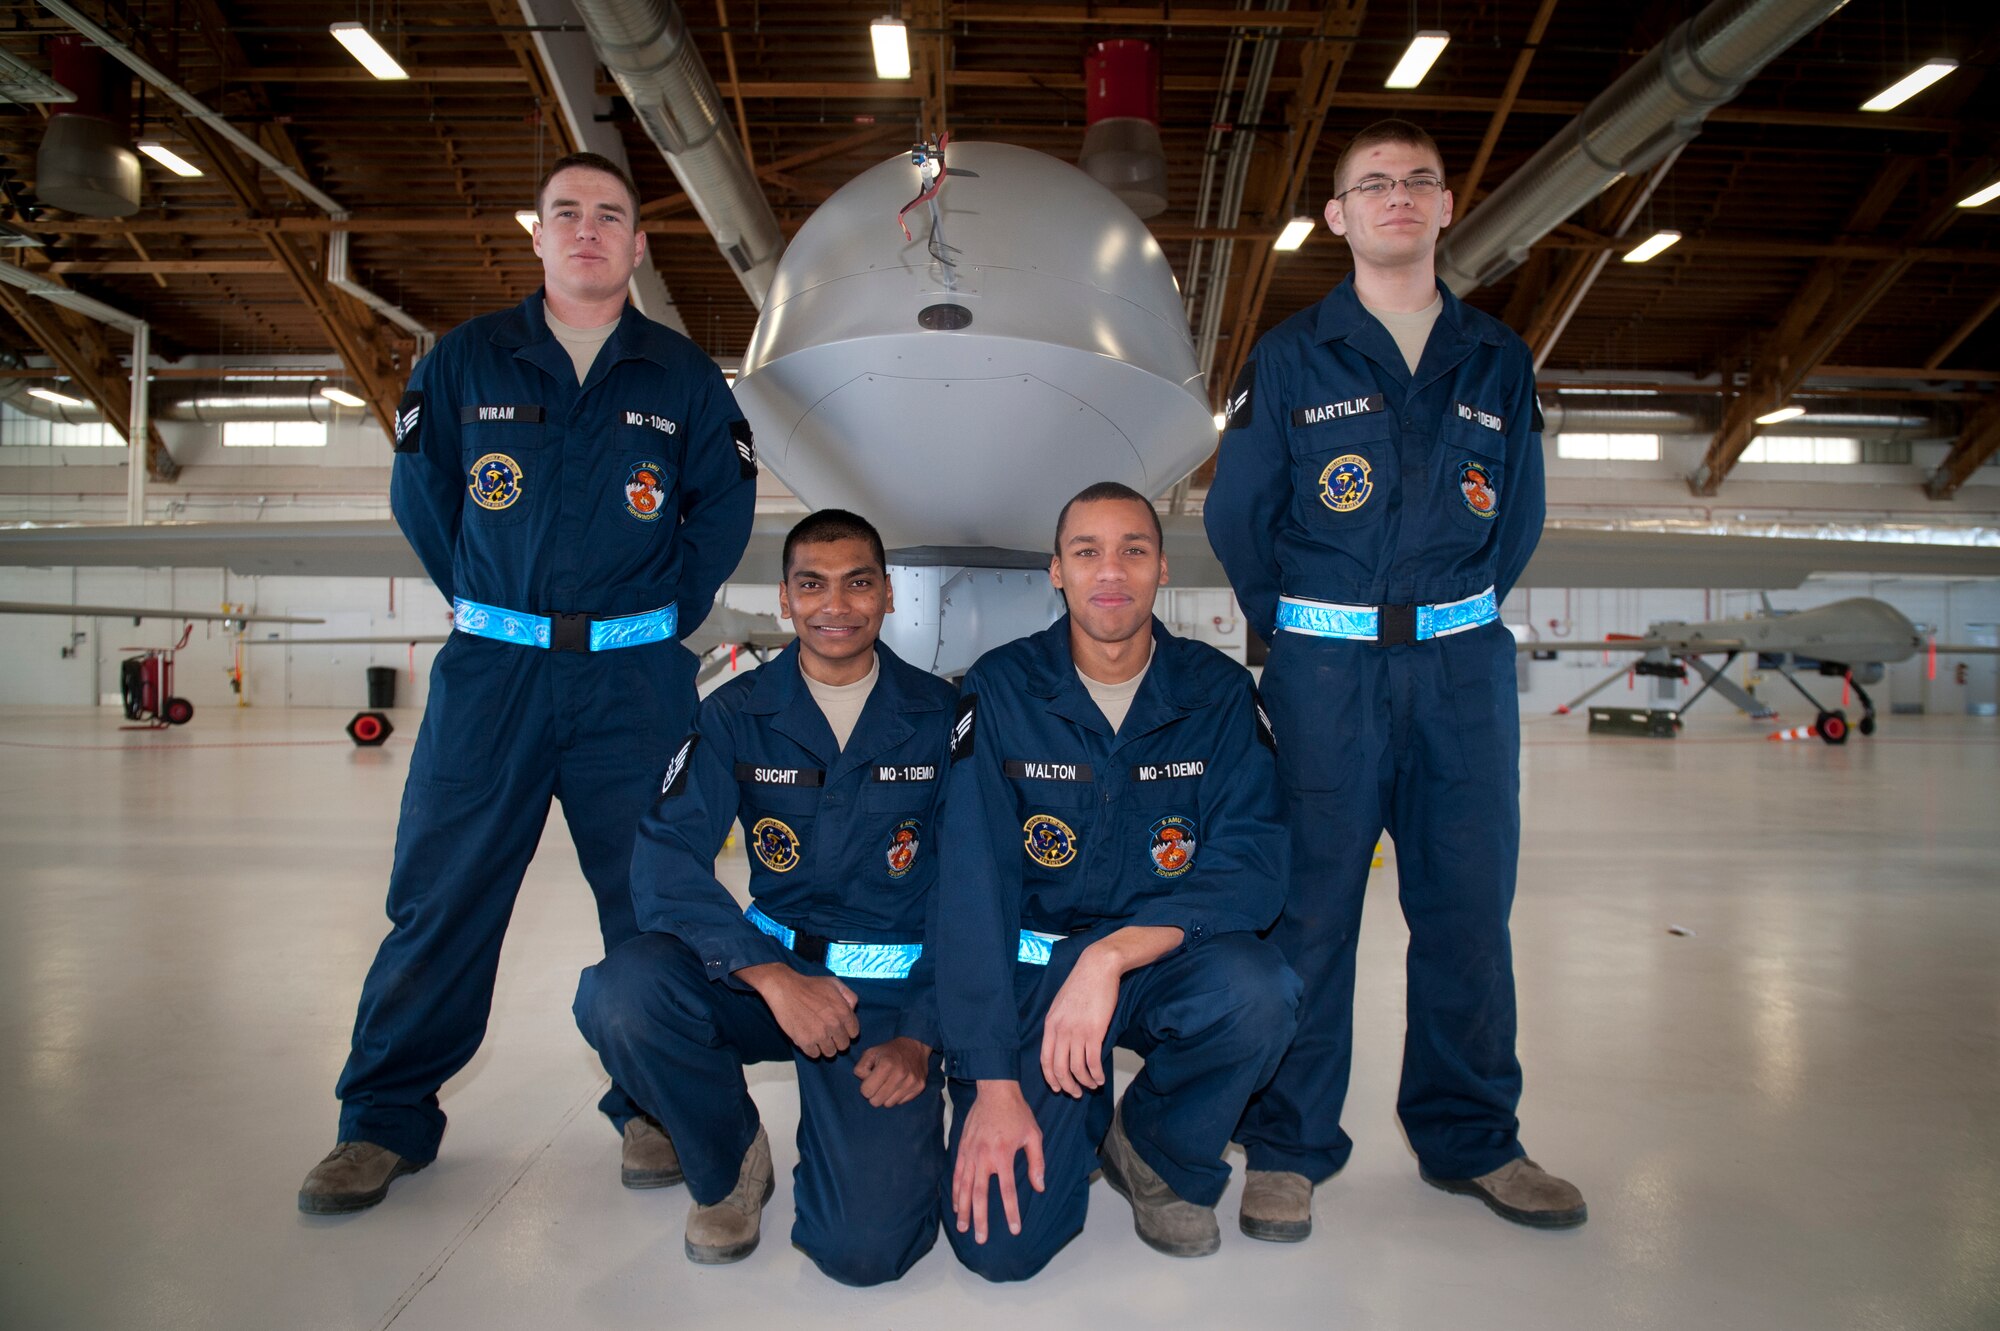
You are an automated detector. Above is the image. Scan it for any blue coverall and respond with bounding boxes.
[936,617,1300,1281]
[1206,273,1546,1184]
[574,640,956,1287]
[335,290,757,1164]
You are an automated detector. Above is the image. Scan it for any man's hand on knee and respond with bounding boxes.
[737,962,859,1058]
[951,1079,1045,1244]
[1041,951,1119,1097]
[853,1037,930,1107]
[1040,927,1183,1097]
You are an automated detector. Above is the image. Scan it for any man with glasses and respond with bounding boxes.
[1206,120,1584,1237]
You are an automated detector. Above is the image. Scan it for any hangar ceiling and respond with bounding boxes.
[0,0,1994,495]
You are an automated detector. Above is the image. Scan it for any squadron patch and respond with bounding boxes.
[393,391,423,454]
[1318,454,1373,513]
[886,819,921,878]
[1148,815,1197,879]
[1457,460,1499,519]
[468,452,523,511]
[1023,813,1078,869]
[751,817,802,873]
[624,460,666,522]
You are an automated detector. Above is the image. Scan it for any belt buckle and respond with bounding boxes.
[550,612,591,653]
[793,933,830,965]
[1378,604,1416,646]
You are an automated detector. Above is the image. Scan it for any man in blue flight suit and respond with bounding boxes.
[1206,120,1585,1235]
[298,152,757,1214]
[573,510,955,1284]
[939,482,1300,1279]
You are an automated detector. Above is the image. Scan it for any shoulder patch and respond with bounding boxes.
[730,418,757,479]
[658,733,699,798]
[1531,394,1545,434]
[951,693,976,763]
[1224,361,1255,431]
[1252,689,1277,753]
[394,391,423,454]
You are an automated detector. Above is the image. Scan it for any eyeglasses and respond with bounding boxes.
[1335,174,1445,202]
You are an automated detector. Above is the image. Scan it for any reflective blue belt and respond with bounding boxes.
[745,905,922,981]
[1016,929,1066,966]
[1276,587,1497,643]
[451,598,677,652]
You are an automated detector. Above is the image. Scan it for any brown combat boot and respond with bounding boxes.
[684,1126,775,1264]
[1239,1169,1314,1242]
[620,1115,684,1189]
[297,1141,424,1215]
[1421,1156,1588,1228]
[1098,1107,1221,1257]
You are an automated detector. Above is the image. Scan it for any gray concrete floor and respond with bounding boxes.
[1,702,1996,1330]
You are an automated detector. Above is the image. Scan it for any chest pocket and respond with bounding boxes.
[1437,416,1507,538]
[1011,772,1096,875]
[737,770,823,876]
[462,417,547,530]
[613,419,682,530]
[1293,414,1395,532]
[863,766,937,814]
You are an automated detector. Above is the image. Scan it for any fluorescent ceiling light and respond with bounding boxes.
[514,210,539,234]
[1755,405,1807,425]
[136,140,202,178]
[1860,59,1955,112]
[1957,180,2000,209]
[318,386,366,408]
[1212,412,1228,431]
[1273,217,1316,251]
[871,18,911,81]
[1621,230,1682,263]
[1384,31,1449,90]
[330,22,410,81]
[28,387,86,406]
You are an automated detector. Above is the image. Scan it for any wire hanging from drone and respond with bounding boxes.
[897,132,978,291]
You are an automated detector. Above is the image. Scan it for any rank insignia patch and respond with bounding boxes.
[1318,454,1373,513]
[394,391,423,454]
[624,460,666,521]
[1224,362,1255,430]
[658,734,698,798]
[886,819,921,878]
[1023,813,1078,869]
[1148,815,1197,878]
[751,817,801,873]
[1457,460,1499,519]
[730,418,758,479]
[951,695,976,762]
[468,452,523,511]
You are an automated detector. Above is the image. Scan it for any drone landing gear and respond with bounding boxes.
[1776,665,1872,745]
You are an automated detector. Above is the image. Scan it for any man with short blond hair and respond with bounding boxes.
[299,151,757,1214]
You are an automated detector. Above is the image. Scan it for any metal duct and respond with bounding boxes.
[1541,398,1946,440]
[8,383,339,426]
[572,0,783,306]
[1079,40,1167,219]
[36,36,139,219]
[1438,0,1851,294]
